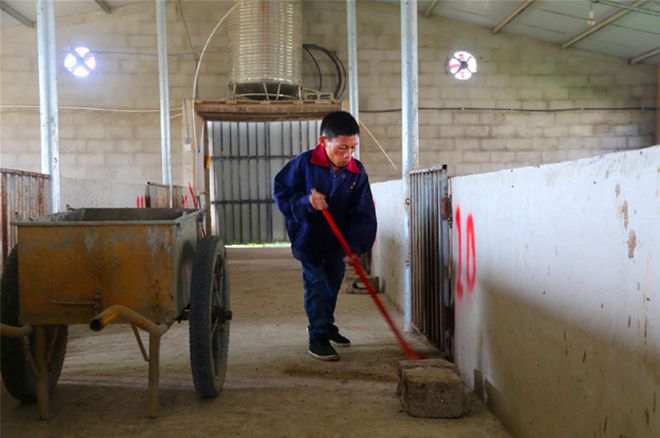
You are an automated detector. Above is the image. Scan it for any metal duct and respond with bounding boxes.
[228,0,303,100]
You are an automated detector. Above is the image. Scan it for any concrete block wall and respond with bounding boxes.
[303,1,657,181]
[450,146,659,437]
[1,0,657,185]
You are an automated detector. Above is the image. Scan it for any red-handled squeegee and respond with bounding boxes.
[321,209,422,361]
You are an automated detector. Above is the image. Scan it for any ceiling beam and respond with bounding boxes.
[561,0,649,50]
[423,0,439,18]
[629,45,660,64]
[491,0,535,34]
[0,1,35,28]
[94,0,112,14]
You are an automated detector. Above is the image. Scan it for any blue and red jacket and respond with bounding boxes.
[274,144,377,264]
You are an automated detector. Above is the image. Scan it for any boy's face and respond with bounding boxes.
[321,134,359,168]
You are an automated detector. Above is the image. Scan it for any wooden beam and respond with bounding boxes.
[491,0,535,34]
[195,100,342,122]
[94,0,111,14]
[0,1,34,28]
[423,0,439,18]
[629,45,660,65]
[561,0,649,49]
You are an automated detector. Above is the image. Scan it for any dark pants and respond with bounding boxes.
[301,259,346,343]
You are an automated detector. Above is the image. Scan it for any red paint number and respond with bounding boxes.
[455,205,477,299]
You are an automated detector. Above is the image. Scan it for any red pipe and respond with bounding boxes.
[321,209,422,360]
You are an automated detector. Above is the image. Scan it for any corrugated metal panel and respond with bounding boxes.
[1,168,50,271]
[208,120,320,244]
[410,165,452,358]
[144,182,187,208]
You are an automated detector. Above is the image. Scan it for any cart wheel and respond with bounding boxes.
[1,246,68,403]
[189,236,230,398]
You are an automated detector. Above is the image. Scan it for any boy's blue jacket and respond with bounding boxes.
[274,144,377,263]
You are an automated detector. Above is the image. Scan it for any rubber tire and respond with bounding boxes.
[1,246,68,403]
[189,236,230,398]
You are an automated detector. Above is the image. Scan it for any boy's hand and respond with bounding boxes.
[309,188,329,210]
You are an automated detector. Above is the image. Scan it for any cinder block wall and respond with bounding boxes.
[1,1,657,184]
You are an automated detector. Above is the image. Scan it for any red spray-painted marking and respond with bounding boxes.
[455,207,463,299]
[466,214,476,293]
[455,205,477,298]
[321,209,422,360]
[188,182,199,209]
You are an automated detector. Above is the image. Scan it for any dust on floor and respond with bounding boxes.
[1,247,511,437]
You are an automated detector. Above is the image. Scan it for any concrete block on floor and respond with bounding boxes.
[397,358,459,395]
[400,362,467,418]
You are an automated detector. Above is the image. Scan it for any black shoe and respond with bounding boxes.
[328,331,351,348]
[308,339,340,361]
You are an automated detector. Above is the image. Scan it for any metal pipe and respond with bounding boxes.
[94,0,112,14]
[491,0,535,34]
[1,1,35,27]
[156,0,172,207]
[423,0,439,18]
[561,0,649,49]
[0,323,33,338]
[347,0,360,158]
[630,45,660,65]
[90,305,169,336]
[148,333,161,418]
[36,0,61,213]
[401,0,419,332]
[35,326,49,419]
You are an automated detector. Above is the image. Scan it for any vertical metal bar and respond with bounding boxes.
[229,123,235,243]
[148,333,160,418]
[35,326,49,419]
[266,122,272,242]
[347,0,359,159]
[246,122,252,243]
[401,0,419,332]
[36,0,60,213]
[156,0,172,207]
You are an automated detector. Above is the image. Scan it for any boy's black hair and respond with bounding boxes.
[320,111,360,139]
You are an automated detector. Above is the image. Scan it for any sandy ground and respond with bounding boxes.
[1,247,511,437]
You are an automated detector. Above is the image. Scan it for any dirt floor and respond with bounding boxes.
[1,247,511,437]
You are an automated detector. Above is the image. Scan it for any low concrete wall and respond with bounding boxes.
[61,177,144,209]
[451,146,659,437]
[371,179,405,310]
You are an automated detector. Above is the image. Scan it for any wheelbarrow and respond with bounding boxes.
[0,208,231,419]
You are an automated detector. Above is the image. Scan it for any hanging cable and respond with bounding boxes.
[303,45,323,91]
[303,43,346,99]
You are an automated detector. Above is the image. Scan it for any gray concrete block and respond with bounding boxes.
[397,358,460,395]
[400,367,466,418]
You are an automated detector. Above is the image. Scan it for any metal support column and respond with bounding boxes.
[156,0,172,206]
[347,0,359,158]
[401,0,419,332]
[36,0,60,213]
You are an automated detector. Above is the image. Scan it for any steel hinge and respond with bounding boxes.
[441,195,452,221]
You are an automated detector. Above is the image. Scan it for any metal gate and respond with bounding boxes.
[410,165,452,358]
[208,120,321,244]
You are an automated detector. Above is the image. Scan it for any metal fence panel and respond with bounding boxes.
[410,165,452,357]
[209,120,320,244]
[1,168,50,272]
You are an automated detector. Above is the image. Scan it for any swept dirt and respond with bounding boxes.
[1,247,511,437]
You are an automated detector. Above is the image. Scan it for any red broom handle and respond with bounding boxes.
[321,209,421,360]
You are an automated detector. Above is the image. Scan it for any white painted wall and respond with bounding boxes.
[371,179,405,310]
[451,146,659,438]
[60,177,144,209]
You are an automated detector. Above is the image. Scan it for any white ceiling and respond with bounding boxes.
[1,1,659,64]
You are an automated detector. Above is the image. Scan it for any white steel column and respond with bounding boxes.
[36,0,60,212]
[401,0,419,331]
[156,0,172,206]
[347,0,359,158]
